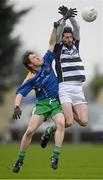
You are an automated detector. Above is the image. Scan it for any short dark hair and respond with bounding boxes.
[23,51,34,71]
[62,26,73,38]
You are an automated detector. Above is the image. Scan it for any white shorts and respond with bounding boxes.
[59,82,87,106]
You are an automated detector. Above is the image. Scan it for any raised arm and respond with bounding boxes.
[69,17,80,40]
[56,5,78,42]
[56,18,66,43]
[49,24,57,51]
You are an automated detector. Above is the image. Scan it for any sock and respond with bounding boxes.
[52,146,61,158]
[18,151,25,161]
[46,125,56,136]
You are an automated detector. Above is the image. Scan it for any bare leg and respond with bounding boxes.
[20,114,44,151]
[53,113,65,147]
[73,103,88,127]
[61,102,73,127]
[50,112,65,169]
[12,114,44,173]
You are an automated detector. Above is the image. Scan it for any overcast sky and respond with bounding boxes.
[10,0,103,83]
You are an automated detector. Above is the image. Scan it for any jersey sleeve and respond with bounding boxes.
[53,43,62,53]
[16,82,34,97]
[43,50,55,65]
[56,19,66,43]
[74,40,80,51]
[23,71,34,83]
[69,17,80,41]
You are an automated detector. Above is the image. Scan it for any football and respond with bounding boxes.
[81,7,98,22]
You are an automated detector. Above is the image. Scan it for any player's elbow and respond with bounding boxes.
[48,44,55,51]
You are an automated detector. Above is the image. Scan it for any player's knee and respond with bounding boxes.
[56,119,65,130]
[79,120,88,127]
[26,128,34,137]
[65,121,73,128]
[65,117,73,127]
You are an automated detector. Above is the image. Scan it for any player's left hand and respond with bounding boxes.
[64,8,78,20]
[54,21,60,28]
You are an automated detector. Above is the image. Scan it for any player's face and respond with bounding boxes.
[28,53,43,68]
[62,33,73,47]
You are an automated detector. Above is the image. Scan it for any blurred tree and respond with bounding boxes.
[91,75,103,98]
[0,0,31,104]
[90,65,103,99]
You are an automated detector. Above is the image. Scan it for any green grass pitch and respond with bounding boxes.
[0,144,103,179]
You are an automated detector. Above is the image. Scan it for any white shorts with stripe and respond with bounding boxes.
[59,81,87,106]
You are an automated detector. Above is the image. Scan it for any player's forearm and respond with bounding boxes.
[56,19,66,43]
[14,93,23,107]
[49,27,57,51]
[69,17,80,40]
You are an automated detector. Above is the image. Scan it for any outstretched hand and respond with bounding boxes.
[58,5,77,19]
[64,8,77,20]
[13,106,22,120]
[58,5,68,16]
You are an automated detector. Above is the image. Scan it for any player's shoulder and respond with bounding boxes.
[53,43,63,53]
[23,71,35,84]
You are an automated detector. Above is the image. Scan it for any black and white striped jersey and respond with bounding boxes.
[54,41,86,83]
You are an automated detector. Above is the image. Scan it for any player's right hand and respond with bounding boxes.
[58,5,68,16]
[13,106,22,120]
